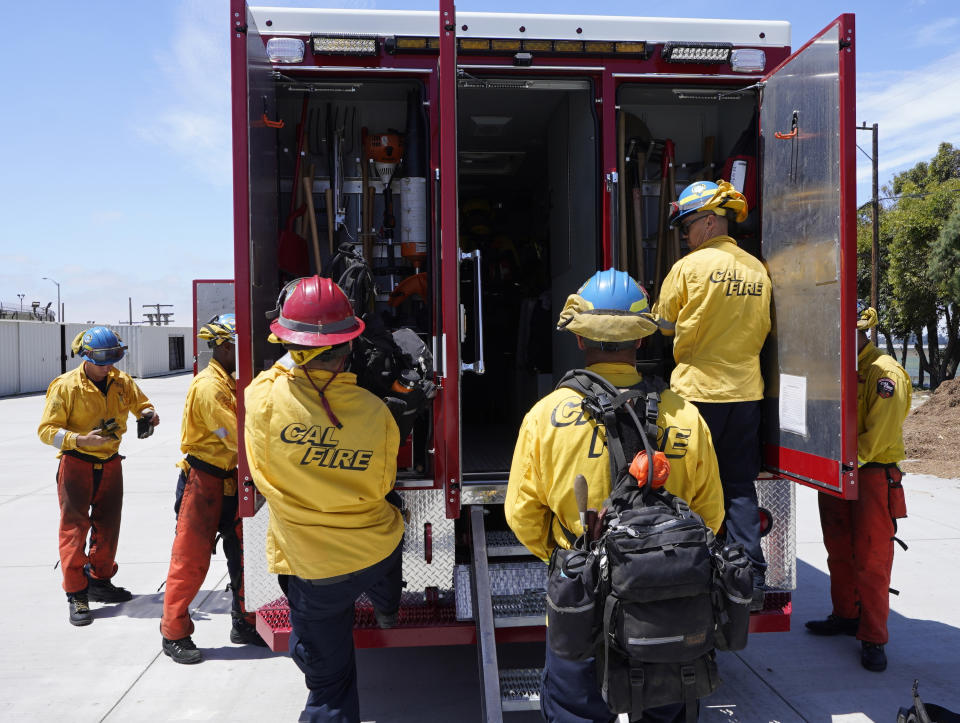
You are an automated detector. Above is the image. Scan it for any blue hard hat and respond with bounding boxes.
[576,269,649,314]
[74,326,127,366]
[668,179,748,228]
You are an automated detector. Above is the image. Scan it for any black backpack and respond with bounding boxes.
[545,370,752,720]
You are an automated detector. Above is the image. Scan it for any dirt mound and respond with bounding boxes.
[902,377,960,477]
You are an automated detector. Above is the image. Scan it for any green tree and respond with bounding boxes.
[880,145,960,389]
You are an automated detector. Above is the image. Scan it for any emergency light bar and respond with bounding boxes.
[266,38,305,64]
[661,42,732,64]
[385,36,648,57]
[311,34,378,56]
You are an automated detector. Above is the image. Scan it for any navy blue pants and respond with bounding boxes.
[694,400,766,573]
[279,543,403,723]
[541,645,689,723]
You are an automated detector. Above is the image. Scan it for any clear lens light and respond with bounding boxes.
[266,38,305,63]
[730,49,766,72]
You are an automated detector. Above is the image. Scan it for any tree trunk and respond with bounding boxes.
[944,303,959,381]
[927,320,941,391]
[915,329,927,388]
[900,335,910,368]
[883,330,896,357]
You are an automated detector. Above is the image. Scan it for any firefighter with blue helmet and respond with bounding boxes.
[653,179,771,601]
[160,313,266,664]
[806,303,911,672]
[38,326,160,626]
[507,269,724,722]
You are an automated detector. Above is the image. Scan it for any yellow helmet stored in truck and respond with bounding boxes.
[668,180,748,228]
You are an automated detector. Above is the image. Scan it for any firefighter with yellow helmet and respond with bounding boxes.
[38,326,160,626]
[506,269,724,722]
[160,314,266,664]
[653,180,772,599]
[805,303,911,673]
[244,276,403,722]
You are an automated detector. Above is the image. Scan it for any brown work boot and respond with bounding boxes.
[804,614,859,636]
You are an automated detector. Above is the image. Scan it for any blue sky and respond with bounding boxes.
[2,0,957,325]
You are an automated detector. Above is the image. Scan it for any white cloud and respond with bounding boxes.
[911,18,959,46]
[856,49,960,199]
[137,0,231,187]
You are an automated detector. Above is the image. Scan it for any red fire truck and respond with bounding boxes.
[229,2,858,714]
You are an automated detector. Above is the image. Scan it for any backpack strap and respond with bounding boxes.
[557,369,665,498]
[680,664,699,723]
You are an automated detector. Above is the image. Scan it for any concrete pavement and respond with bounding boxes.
[2,373,958,722]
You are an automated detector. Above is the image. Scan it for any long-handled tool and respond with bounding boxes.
[617,112,628,271]
[574,474,589,536]
[302,169,322,274]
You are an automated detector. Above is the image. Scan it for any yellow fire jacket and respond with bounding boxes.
[38,365,154,460]
[858,342,911,465]
[506,362,725,562]
[244,360,403,579]
[653,235,771,403]
[179,359,238,490]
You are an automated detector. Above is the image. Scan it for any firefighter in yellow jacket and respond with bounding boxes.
[38,326,160,626]
[806,303,911,673]
[160,314,265,664]
[653,180,772,593]
[507,269,724,723]
[245,276,402,723]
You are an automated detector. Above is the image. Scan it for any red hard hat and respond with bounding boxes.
[269,276,365,347]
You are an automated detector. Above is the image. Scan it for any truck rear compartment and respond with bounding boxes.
[243,70,792,659]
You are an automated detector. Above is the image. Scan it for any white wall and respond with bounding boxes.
[0,321,191,397]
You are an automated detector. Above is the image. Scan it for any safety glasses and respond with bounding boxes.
[84,346,126,364]
[679,213,709,234]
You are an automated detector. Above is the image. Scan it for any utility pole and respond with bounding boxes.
[857,122,880,345]
[42,277,61,324]
[142,303,174,326]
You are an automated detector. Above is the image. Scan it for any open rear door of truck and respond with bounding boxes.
[231,0,279,516]
[759,14,858,499]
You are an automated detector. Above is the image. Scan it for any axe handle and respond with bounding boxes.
[302,175,322,275]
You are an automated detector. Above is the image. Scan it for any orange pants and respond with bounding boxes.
[160,467,252,640]
[57,454,124,594]
[818,466,897,644]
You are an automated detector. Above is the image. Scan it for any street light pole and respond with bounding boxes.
[17,293,25,314]
[42,277,61,323]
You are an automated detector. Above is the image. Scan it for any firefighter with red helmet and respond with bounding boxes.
[653,180,772,599]
[244,276,403,722]
[160,314,266,664]
[38,326,160,626]
[507,270,724,722]
[806,303,911,672]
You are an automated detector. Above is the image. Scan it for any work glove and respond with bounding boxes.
[93,418,120,440]
[137,411,156,439]
[384,380,437,440]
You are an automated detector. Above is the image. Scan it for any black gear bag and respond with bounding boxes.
[543,369,752,721]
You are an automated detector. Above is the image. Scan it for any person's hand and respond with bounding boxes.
[137,410,158,439]
[77,433,111,449]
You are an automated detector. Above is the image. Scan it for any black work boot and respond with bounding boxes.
[68,594,93,627]
[84,566,133,603]
[805,614,859,636]
[749,568,768,611]
[230,619,267,647]
[861,642,887,672]
[162,636,203,664]
[374,607,399,629]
